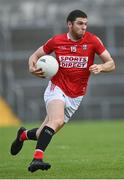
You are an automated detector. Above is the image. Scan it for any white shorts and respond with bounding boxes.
[44,81,83,123]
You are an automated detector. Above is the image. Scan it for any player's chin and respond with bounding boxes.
[77,33,83,39]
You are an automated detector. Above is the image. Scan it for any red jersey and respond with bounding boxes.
[43,32,106,98]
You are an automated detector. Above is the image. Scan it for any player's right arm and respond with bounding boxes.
[28,46,46,78]
[28,36,55,77]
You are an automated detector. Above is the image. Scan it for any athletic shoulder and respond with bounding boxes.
[43,33,67,54]
[85,31,97,41]
[52,33,67,41]
[85,32,104,48]
[85,32,105,54]
[86,32,103,43]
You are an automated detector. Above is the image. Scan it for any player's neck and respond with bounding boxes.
[67,32,83,42]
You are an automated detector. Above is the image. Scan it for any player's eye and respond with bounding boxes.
[76,21,87,26]
[76,22,83,25]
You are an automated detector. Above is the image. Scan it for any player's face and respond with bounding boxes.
[68,17,88,40]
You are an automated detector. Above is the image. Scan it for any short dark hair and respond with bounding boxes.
[66,10,87,22]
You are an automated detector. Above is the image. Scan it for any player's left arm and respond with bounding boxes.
[89,50,115,74]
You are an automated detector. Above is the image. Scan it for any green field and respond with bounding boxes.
[0,120,124,179]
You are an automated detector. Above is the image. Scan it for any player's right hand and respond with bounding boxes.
[30,67,46,78]
[29,61,45,78]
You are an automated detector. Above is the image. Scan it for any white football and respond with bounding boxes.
[36,55,59,78]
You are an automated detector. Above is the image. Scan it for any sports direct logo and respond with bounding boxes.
[59,56,88,68]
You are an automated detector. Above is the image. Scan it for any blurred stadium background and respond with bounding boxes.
[0,0,124,124]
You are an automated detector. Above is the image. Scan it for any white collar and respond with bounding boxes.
[67,33,70,40]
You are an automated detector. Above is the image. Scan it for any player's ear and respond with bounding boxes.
[67,21,73,28]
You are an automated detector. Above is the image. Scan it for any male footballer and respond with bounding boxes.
[10,10,115,172]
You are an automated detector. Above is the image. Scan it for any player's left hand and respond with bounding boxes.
[89,64,103,74]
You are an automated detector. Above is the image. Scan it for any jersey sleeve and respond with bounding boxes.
[43,36,55,54]
[93,35,106,55]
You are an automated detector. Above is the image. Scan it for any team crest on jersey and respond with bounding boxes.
[82,44,88,50]
[70,46,77,52]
